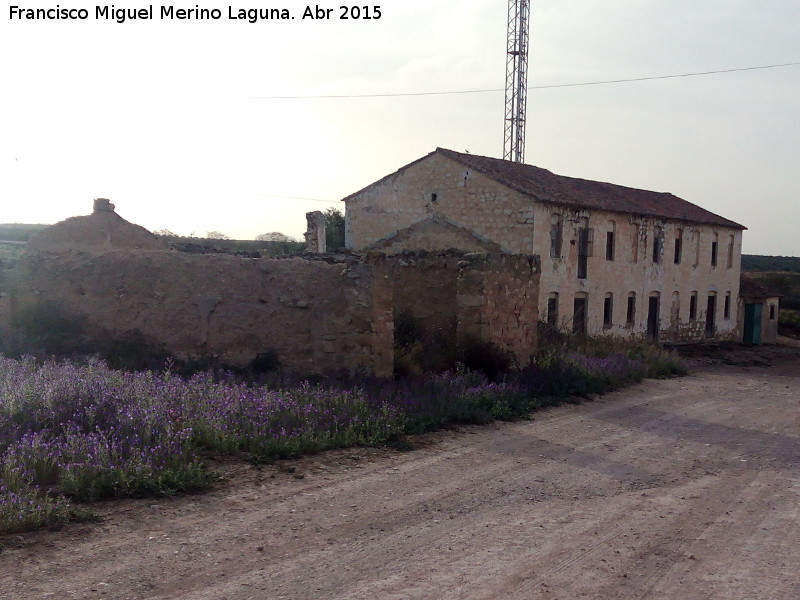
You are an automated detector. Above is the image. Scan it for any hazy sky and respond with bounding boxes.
[1,1,797,254]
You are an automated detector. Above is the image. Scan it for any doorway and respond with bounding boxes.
[647,295,660,342]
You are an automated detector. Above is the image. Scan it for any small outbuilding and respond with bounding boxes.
[738,276,781,345]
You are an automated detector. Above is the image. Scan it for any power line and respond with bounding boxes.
[249,192,337,203]
[253,62,800,100]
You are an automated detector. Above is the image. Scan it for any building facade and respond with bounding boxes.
[344,148,746,342]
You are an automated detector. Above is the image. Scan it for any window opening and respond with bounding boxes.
[626,293,636,326]
[547,294,559,327]
[603,294,613,328]
[577,227,593,279]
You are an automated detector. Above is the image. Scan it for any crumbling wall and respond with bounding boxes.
[456,254,540,367]
[3,251,394,377]
[385,251,461,342]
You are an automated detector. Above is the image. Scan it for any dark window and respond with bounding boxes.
[573,297,587,335]
[769,304,776,320]
[689,293,698,321]
[711,240,718,267]
[431,192,438,203]
[727,235,734,268]
[724,293,731,319]
[674,233,682,264]
[647,295,660,342]
[626,294,636,325]
[705,295,716,338]
[606,231,615,261]
[550,215,563,258]
[547,295,559,327]
[577,227,593,279]
[603,294,613,328]
[653,226,663,264]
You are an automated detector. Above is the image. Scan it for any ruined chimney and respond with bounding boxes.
[93,198,116,213]
[304,211,327,253]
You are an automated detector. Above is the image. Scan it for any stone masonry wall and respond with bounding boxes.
[2,251,394,377]
[456,254,540,367]
[379,251,540,368]
[0,248,539,376]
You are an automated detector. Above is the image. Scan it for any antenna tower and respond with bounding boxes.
[503,0,530,163]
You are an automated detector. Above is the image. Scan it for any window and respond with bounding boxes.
[705,293,717,338]
[727,234,734,269]
[603,293,613,328]
[606,231,615,261]
[674,229,683,264]
[573,295,587,335]
[577,227,593,279]
[711,233,719,267]
[626,293,636,326]
[547,293,559,327]
[550,214,563,258]
[689,292,698,321]
[769,304,776,320]
[653,226,663,264]
[606,222,616,261]
[724,292,731,319]
[693,231,701,267]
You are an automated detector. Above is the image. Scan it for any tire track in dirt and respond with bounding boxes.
[3,356,799,600]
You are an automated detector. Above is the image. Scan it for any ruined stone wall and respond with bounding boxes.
[381,251,540,368]
[0,247,539,375]
[2,251,394,377]
[386,252,461,342]
[457,254,540,367]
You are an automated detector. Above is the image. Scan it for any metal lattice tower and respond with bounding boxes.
[503,0,530,163]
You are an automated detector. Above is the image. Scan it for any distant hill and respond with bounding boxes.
[742,255,800,273]
[0,223,50,242]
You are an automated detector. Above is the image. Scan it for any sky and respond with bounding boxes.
[1,1,797,254]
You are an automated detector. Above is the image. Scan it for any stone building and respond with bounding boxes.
[344,148,746,342]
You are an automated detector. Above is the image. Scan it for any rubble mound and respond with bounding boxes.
[26,199,168,254]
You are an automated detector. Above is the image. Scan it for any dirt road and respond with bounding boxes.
[2,350,799,599]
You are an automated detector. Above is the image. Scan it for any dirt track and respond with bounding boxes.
[2,347,799,600]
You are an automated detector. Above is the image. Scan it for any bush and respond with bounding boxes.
[779,309,800,338]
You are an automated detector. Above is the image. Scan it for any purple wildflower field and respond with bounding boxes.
[0,357,405,533]
[1,342,684,534]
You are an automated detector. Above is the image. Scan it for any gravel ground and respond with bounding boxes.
[2,344,799,600]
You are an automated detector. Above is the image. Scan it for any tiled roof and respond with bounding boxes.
[739,275,782,299]
[436,148,745,230]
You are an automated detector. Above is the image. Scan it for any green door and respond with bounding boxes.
[743,303,763,345]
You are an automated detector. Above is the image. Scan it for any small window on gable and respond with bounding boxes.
[769,304,776,320]
[430,192,438,203]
